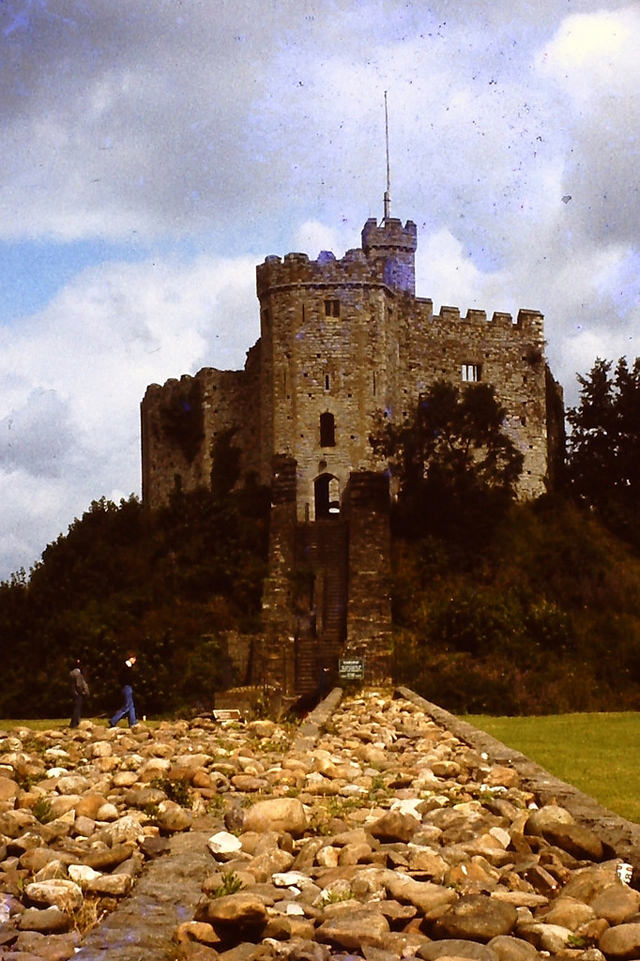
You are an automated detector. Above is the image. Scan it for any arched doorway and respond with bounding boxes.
[314,472,340,519]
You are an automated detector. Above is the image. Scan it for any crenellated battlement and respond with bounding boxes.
[425,305,544,339]
[361,217,418,254]
[257,217,418,298]
[257,247,383,297]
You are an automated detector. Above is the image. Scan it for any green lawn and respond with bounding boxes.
[466,712,640,824]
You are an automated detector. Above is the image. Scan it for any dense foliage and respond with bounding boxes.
[372,381,523,542]
[0,484,269,719]
[391,496,640,714]
[567,357,640,547]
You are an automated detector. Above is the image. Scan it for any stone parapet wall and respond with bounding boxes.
[398,300,550,498]
[344,471,393,683]
[260,455,298,693]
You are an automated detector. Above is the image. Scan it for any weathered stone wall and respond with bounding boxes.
[259,455,298,694]
[140,344,261,509]
[344,472,393,683]
[256,277,395,519]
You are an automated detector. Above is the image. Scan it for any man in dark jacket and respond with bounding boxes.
[69,659,90,728]
[109,654,138,727]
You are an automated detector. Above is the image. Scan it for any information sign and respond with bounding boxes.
[339,657,365,680]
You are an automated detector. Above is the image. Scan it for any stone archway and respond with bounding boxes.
[314,472,340,519]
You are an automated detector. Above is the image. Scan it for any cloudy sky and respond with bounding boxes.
[0,0,638,580]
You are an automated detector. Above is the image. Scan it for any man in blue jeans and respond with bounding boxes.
[109,654,138,727]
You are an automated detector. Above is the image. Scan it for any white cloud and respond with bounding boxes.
[0,252,259,577]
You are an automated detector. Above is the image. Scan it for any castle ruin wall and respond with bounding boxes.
[141,345,261,509]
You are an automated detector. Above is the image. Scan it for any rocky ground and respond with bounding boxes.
[0,689,639,961]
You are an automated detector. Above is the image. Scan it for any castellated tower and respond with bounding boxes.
[141,213,564,697]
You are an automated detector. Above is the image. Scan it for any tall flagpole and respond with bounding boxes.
[383,90,391,222]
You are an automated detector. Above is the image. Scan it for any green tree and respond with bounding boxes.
[372,380,523,541]
[567,356,640,544]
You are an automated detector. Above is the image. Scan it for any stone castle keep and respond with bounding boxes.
[141,212,564,696]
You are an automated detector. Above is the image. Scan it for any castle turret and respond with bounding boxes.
[361,217,417,294]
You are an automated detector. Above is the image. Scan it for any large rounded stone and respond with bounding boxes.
[591,882,640,924]
[517,922,575,953]
[600,922,640,959]
[242,797,308,836]
[524,804,574,836]
[386,875,458,916]
[419,939,497,961]
[434,895,518,942]
[25,879,83,911]
[86,873,133,896]
[74,794,108,819]
[0,775,19,800]
[124,786,167,808]
[55,775,90,795]
[316,908,390,949]
[156,800,193,833]
[82,841,135,871]
[105,814,145,843]
[368,810,421,842]
[538,895,596,930]
[488,935,539,961]
[195,892,268,938]
[18,906,72,933]
[540,821,604,861]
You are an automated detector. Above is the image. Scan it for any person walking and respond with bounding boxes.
[109,653,138,727]
[69,659,90,728]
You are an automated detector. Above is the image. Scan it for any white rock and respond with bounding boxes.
[390,798,423,819]
[68,864,102,886]
[286,902,305,915]
[107,814,145,843]
[95,802,119,821]
[272,871,311,887]
[490,826,512,848]
[208,831,243,857]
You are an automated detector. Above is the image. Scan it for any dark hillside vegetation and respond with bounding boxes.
[0,484,269,718]
[391,496,640,714]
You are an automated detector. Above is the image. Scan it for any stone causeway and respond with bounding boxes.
[1,688,639,961]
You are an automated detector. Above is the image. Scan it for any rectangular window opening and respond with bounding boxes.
[324,299,340,317]
[461,363,482,382]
